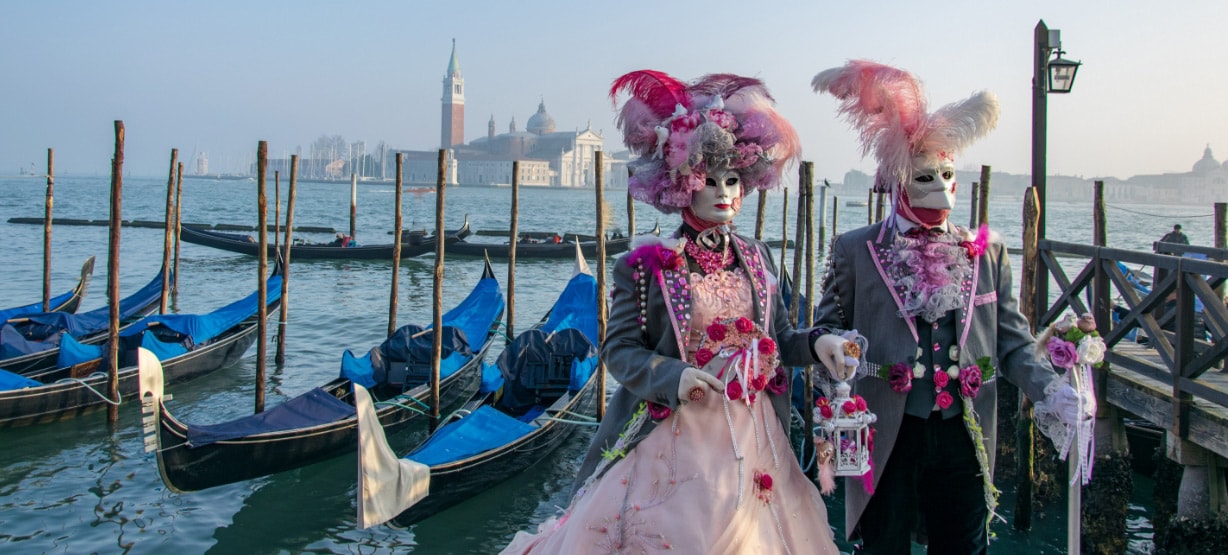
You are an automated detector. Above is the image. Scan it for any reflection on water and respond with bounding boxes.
[0,175,1195,553]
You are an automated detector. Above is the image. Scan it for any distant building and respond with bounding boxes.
[387,42,625,188]
[194,152,209,176]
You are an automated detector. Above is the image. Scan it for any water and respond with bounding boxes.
[1,174,1214,554]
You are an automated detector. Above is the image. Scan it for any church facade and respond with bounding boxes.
[386,42,626,189]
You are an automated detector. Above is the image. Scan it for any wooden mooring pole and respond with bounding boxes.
[173,162,183,296]
[430,149,447,433]
[969,182,979,228]
[595,151,608,422]
[978,166,992,229]
[779,186,789,277]
[831,197,839,242]
[274,171,280,253]
[818,180,830,259]
[507,161,519,342]
[755,189,767,240]
[275,155,298,366]
[255,141,268,414]
[1015,186,1040,531]
[388,154,404,337]
[42,148,54,311]
[161,149,177,314]
[789,171,807,326]
[350,172,358,241]
[106,122,124,425]
[802,162,817,479]
[626,189,635,237]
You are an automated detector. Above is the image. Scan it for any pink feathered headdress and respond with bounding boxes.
[611,70,801,214]
[811,60,999,196]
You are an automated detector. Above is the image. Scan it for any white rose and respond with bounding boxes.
[1077,336,1106,365]
[913,362,926,379]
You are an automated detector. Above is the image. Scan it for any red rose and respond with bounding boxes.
[936,391,954,410]
[694,348,714,366]
[757,338,776,355]
[735,317,754,334]
[842,400,857,415]
[647,402,672,420]
[766,371,788,395]
[757,472,773,491]
[819,404,834,419]
[707,322,727,342]
[933,370,949,389]
[726,379,743,400]
[887,362,912,394]
[750,374,768,391]
[854,395,868,412]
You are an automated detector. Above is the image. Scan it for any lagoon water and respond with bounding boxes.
[1,173,1215,554]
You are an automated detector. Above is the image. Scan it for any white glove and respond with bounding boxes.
[1051,383,1096,423]
[678,366,723,403]
[813,333,857,381]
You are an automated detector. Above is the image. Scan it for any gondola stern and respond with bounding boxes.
[137,347,172,455]
[355,383,432,529]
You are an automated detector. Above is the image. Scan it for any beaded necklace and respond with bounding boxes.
[683,237,733,274]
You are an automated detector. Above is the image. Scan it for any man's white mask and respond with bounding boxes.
[904,153,956,210]
[690,169,741,223]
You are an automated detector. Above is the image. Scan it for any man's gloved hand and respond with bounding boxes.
[813,333,858,381]
[1051,383,1097,423]
[678,366,723,403]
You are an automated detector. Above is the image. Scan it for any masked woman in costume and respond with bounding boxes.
[501,70,845,554]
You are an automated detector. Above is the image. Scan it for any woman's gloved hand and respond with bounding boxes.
[813,333,859,381]
[678,366,723,403]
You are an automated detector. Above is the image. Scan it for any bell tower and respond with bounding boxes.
[441,39,465,149]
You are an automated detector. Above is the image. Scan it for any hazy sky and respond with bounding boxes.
[3,1,1225,181]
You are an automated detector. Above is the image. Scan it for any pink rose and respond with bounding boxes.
[647,402,671,420]
[933,370,949,389]
[855,395,868,412]
[694,348,714,366]
[936,391,954,410]
[816,397,834,419]
[756,471,773,491]
[959,365,983,398]
[707,322,727,342]
[735,317,754,334]
[842,400,857,415]
[750,374,768,391]
[726,379,743,400]
[1046,338,1078,369]
[888,363,912,394]
[757,338,777,355]
[766,371,788,395]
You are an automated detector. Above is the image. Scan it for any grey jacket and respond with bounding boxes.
[569,231,822,499]
[813,221,1060,538]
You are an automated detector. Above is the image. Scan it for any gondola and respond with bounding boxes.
[446,223,659,260]
[0,256,96,321]
[138,260,505,493]
[0,267,168,375]
[179,218,471,260]
[355,244,600,528]
[0,269,282,428]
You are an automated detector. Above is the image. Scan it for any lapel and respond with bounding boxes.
[957,242,983,348]
[866,221,920,343]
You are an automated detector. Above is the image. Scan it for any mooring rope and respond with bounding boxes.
[1106,204,1215,219]
[55,373,121,406]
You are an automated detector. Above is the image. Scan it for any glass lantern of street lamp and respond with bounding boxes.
[1047,53,1081,94]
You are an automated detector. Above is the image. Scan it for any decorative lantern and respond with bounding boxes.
[814,380,877,477]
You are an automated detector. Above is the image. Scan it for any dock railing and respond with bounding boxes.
[1035,239,1228,454]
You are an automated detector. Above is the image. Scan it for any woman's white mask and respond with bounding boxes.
[905,153,957,210]
[690,170,741,223]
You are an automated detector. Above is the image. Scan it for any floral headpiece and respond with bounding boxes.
[611,70,801,214]
[811,60,999,198]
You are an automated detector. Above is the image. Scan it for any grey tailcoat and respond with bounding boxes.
[569,231,822,499]
[813,221,1061,539]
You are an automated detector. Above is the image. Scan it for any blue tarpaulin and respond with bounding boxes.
[0,369,40,391]
[408,405,535,466]
[186,387,356,447]
[0,289,76,323]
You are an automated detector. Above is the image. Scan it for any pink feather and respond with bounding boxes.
[609,70,691,118]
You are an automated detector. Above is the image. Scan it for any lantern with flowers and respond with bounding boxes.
[814,380,877,477]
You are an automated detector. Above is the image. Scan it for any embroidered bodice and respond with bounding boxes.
[687,267,754,360]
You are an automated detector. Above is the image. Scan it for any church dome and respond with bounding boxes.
[526,100,556,135]
[1193,144,1219,173]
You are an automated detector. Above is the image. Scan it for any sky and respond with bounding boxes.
[2,1,1226,181]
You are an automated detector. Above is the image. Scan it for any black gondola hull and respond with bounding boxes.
[153,346,488,492]
[391,375,599,526]
[0,313,266,428]
[180,223,468,260]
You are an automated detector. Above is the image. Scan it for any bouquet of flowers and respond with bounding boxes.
[1038,312,1102,485]
[694,316,787,406]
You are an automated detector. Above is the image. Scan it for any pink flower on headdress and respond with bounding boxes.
[707,109,737,130]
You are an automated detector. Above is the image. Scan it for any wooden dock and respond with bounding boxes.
[7,217,335,234]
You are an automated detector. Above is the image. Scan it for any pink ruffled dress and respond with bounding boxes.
[502,268,838,554]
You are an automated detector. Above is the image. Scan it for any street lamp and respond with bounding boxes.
[1047,52,1082,94]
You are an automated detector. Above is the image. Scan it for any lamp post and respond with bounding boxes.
[1031,19,1081,313]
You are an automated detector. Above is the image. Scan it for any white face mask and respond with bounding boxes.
[904,154,957,210]
[690,170,741,223]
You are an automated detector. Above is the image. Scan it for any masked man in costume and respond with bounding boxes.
[808,60,1094,554]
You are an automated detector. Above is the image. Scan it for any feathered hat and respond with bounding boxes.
[811,60,999,202]
[611,70,801,214]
